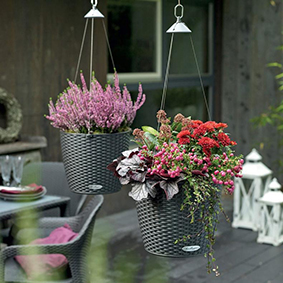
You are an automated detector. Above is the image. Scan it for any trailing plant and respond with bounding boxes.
[46,72,146,134]
[108,110,243,275]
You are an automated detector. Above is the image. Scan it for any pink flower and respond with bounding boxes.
[46,72,146,133]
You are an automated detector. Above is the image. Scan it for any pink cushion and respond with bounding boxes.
[15,223,78,279]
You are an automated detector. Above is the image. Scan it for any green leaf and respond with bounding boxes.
[142,126,159,136]
[267,62,282,68]
[131,139,143,148]
[265,117,273,124]
[143,132,158,150]
[275,104,283,112]
[172,122,183,132]
[275,73,283,79]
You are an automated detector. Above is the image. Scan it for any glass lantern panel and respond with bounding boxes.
[242,179,254,190]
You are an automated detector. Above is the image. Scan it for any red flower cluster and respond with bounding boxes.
[215,122,228,129]
[176,120,235,156]
[176,130,191,145]
[217,132,231,146]
[198,137,220,157]
[193,121,227,138]
[191,120,203,129]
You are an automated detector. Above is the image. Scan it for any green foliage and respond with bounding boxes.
[142,126,159,136]
[177,181,222,276]
[252,41,283,148]
[143,132,158,150]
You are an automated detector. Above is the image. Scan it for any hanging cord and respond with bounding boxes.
[74,0,116,89]
[160,33,175,112]
[74,19,89,82]
[158,33,175,130]
[89,18,95,89]
[102,19,116,71]
[159,1,212,125]
[189,35,212,121]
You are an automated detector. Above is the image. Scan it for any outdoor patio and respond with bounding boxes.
[0,0,282,282]
[89,195,283,283]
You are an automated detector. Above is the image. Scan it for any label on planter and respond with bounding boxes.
[182,245,201,252]
[89,185,103,191]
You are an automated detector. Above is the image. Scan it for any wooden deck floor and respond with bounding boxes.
[89,198,283,283]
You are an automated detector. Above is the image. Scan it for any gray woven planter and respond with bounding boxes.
[60,130,130,195]
[136,184,219,257]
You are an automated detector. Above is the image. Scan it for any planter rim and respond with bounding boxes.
[60,128,131,137]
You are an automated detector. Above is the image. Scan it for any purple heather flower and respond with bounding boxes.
[46,72,146,133]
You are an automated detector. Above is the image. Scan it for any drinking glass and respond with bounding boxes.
[12,156,24,187]
[0,155,12,186]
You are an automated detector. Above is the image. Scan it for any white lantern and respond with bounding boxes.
[257,178,283,246]
[232,149,272,231]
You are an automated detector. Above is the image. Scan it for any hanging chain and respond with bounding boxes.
[174,3,184,19]
[91,0,98,8]
[189,35,212,121]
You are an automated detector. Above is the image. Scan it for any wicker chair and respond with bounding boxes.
[1,162,88,245]
[0,195,103,282]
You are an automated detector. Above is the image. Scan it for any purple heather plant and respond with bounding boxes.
[46,72,146,134]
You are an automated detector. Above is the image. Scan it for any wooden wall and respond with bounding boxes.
[221,0,283,180]
[0,0,107,161]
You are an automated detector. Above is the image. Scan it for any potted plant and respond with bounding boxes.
[46,72,145,195]
[108,110,243,274]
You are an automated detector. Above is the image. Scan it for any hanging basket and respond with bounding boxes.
[60,130,130,194]
[136,183,219,257]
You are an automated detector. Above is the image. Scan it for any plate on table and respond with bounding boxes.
[0,186,47,201]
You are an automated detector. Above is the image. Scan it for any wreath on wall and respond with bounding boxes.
[0,87,22,143]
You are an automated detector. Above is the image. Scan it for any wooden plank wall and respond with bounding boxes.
[0,0,107,161]
[222,0,283,181]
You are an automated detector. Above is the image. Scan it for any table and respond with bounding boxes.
[0,195,70,221]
